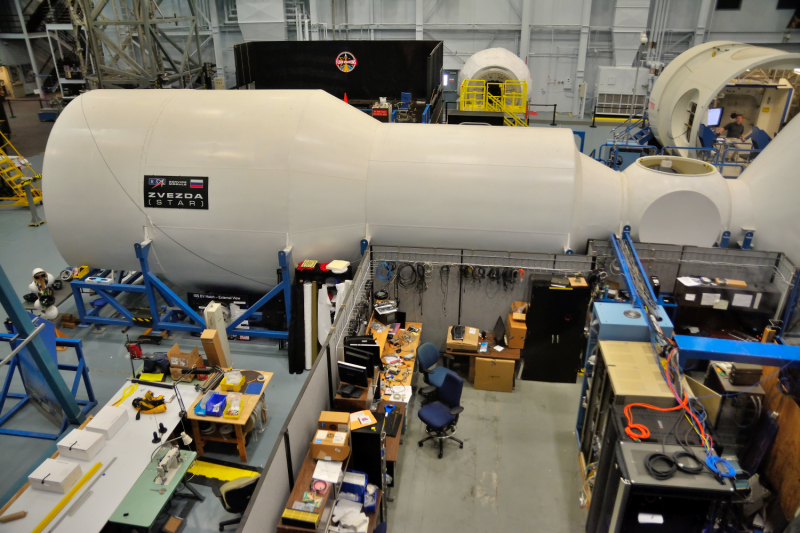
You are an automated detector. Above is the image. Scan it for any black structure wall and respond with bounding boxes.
[234,40,443,102]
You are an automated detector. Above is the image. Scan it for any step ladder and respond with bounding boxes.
[0,132,42,207]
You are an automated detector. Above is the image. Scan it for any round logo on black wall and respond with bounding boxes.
[336,51,357,72]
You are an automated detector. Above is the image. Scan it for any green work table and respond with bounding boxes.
[110,449,200,527]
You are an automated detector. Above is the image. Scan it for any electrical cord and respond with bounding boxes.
[440,265,450,315]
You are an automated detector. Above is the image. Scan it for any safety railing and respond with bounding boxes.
[594,142,658,170]
[460,79,529,127]
[659,146,720,162]
[460,79,487,111]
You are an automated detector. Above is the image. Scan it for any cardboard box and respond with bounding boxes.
[29,459,82,493]
[446,326,480,352]
[319,411,350,433]
[599,341,676,408]
[511,301,529,322]
[57,428,105,461]
[201,329,230,369]
[310,430,350,461]
[474,358,515,392]
[505,313,527,349]
[85,404,128,440]
[168,343,204,380]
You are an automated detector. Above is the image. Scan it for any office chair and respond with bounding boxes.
[212,474,261,530]
[417,371,464,459]
[416,342,456,404]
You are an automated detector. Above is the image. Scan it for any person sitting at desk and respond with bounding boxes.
[715,113,748,160]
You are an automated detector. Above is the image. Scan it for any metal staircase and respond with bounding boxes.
[460,79,529,127]
[0,132,42,208]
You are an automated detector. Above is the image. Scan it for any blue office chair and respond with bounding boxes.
[418,371,464,458]
[698,124,717,161]
[416,342,456,404]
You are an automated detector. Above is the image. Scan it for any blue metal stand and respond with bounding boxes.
[0,332,96,439]
[0,262,86,429]
[70,240,293,340]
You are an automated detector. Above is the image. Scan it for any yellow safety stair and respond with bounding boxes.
[459,79,529,127]
[0,131,42,207]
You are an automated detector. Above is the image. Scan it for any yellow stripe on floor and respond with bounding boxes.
[188,461,259,482]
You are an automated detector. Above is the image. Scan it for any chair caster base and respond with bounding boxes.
[460,444,464,448]
[418,442,423,447]
[438,452,443,459]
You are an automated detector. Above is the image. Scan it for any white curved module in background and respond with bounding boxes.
[456,47,533,97]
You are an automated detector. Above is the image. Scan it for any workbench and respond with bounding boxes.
[276,450,382,533]
[0,380,201,533]
[186,370,272,462]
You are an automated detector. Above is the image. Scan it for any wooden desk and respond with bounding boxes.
[186,370,272,462]
[379,402,405,463]
[276,450,381,533]
[446,333,520,383]
[368,317,421,404]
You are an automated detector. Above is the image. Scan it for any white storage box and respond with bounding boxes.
[29,459,82,493]
[85,404,128,440]
[57,428,105,461]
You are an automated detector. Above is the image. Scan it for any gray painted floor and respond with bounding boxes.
[388,378,587,533]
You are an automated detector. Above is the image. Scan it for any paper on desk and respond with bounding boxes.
[350,410,377,430]
[678,277,701,287]
[386,386,413,403]
[700,293,721,306]
[312,460,343,484]
[493,345,505,352]
[333,499,363,520]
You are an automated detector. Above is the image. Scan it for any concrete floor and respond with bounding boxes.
[387,379,587,533]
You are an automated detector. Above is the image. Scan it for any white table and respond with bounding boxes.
[3,380,200,533]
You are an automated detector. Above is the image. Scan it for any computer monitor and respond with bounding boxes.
[493,316,506,347]
[706,107,723,127]
[344,347,372,369]
[338,361,369,388]
[345,345,380,368]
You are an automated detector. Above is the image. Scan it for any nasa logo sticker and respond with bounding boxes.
[336,51,356,73]
[143,175,208,210]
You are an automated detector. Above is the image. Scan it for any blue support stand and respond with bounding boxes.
[718,230,731,249]
[0,262,88,432]
[70,240,293,340]
[0,331,96,439]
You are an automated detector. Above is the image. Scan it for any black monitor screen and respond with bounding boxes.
[493,316,506,347]
[338,361,368,388]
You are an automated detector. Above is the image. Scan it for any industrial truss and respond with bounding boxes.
[71,0,209,89]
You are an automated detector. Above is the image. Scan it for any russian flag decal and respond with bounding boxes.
[190,179,204,188]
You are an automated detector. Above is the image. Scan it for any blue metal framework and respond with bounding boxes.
[673,335,800,369]
[0,332,96,439]
[422,104,431,124]
[609,232,800,370]
[70,240,293,340]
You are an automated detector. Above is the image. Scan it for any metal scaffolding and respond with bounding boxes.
[73,0,209,89]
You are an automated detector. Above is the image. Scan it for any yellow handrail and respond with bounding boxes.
[0,131,42,207]
[459,79,528,126]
